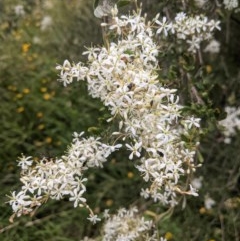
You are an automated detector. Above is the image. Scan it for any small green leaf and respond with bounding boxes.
[196,150,204,163]
[93,0,100,10]
[117,0,131,8]
[88,126,101,134]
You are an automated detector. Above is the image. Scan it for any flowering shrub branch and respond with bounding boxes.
[7,2,221,239]
[56,5,217,206]
[8,133,121,222]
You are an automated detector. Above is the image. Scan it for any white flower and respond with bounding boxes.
[94,0,114,18]
[204,39,221,53]
[223,0,239,10]
[175,12,187,22]
[103,209,110,218]
[126,142,142,160]
[14,5,25,16]
[191,177,203,189]
[40,16,53,31]
[87,214,101,224]
[189,184,199,197]
[69,189,86,208]
[184,116,201,129]
[187,36,201,53]
[17,155,33,170]
[204,195,216,209]
[33,36,41,45]
[208,20,221,32]
[156,17,171,36]
[8,191,32,214]
[219,106,240,143]
[43,1,54,9]
[140,188,150,199]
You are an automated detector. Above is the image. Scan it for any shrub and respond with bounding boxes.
[1,0,240,240]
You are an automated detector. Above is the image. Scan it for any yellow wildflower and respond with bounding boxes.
[16,93,23,99]
[40,87,47,93]
[23,88,30,94]
[22,43,31,53]
[37,124,45,130]
[8,85,17,91]
[34,141,43,147]
[199,207,207,214]
[43,93,51,100]
[32,53,38,59]
[0,22,9,30]
[27,56,33,62]
[45,137,52,144]
[105,199,113,207]
[111,158,116,164]
[127,172,134,178]
[13,30,22,40]
[206,65,212,74]
[41,79,48,84]
[16,107,24,113]
[165,232,173,240]
[55,141,62,146]
[36,112,43,118]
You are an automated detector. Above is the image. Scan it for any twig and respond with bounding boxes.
[219,212,225,241]
[226,12,231,45]
[0,222,20,234]
[191,85,205,105]
[0,213,57,233]
[186,73,205,105]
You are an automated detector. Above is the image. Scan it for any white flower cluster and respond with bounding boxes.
[81,207,167,241]
[8,133,121,221]
[204,39,221,54]
[155,12,221,53]
[40,15,53,31]
[101,207,166,241]
[14,5,25,16]
[57,8,202,206]
[219,106,240,143]
[223,0,239,10]
[204,195,216,210]
[191,176,203,190]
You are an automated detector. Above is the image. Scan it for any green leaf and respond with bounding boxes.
[88,126,101,134]
[196,150,204,163]
[117,0,131,8]
[93,0,100,10]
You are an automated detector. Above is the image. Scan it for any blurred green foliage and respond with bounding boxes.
[0,0,103,163]
[0,0,104,238]
[0,0,240,240]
